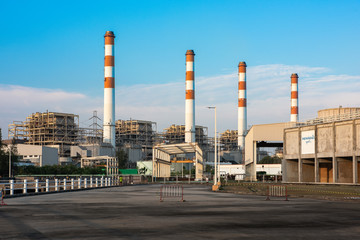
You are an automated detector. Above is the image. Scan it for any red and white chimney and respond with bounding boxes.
[103,31,116,147]
[290,73,299,122]
[185,50,195,143]
[238,62,247,149]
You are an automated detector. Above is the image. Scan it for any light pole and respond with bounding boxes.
[207,107,217,186]
[7,145,12,178]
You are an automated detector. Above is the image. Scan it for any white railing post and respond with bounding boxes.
[35,179,39,193]
[55,179,58,191]
[105,177,108,187]
[46,179,49,192]
[90,177,93,188]
[84,178,87,189]
[96,178,98,187]
[78,178,81,189]
[101,176,104,187]
[23,179,27,194]
[71,178,74,190]
[10,179,14,195]
[63,178,67,191]
[109,177,112,186]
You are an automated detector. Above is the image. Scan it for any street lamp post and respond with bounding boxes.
[207,107,217,186]
[6,145,12,178]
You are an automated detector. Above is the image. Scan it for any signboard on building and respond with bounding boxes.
[301,130,315,154]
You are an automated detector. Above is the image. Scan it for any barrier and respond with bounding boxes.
[266,185,288,201]
[0,177,114,198]
[1,186,6,206]
[160,185,184,202]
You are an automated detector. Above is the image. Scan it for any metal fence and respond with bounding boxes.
[160,184,184,202]
[266,185,288,201]
[0,176,117,197]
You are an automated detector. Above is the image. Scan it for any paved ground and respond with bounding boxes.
[0,184,360,239]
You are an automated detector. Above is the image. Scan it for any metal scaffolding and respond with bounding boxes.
[115,119,156,152]
[8,111,79,157]
[162,124,208,149]
[220,130,238,151]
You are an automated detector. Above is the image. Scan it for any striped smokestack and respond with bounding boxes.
[238,61,247,149]
[290,73,299,122]
[103,31,116,148]
[185,50,195,143]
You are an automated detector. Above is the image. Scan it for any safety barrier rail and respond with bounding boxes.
[0,176,117,197]
[160,184,184,202]
[266,185,288,201]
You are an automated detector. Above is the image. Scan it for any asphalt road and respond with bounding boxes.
[0,184,359,239]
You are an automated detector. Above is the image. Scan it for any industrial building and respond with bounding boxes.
[163,124,208,148]
[283,107,360,184]
[115,120,156,147]
[17,144,58,166]
[220,130,238,151]
[8,111,79,158]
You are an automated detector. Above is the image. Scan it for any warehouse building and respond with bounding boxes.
[283,108,360,184]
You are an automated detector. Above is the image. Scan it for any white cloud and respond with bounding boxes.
[1,64,360,138]
[0,85,102,138]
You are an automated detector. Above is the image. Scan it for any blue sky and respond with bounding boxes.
[1,0,360,137]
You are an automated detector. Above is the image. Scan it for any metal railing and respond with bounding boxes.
[0,176,118,197]
[160,184,184,202]
[302,112,360,126]
[266,185,288,201]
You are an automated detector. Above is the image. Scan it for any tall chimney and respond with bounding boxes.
[185,50,195,143]
[103,31,116,148]
[290,73,299,122]
[238,61,247,149]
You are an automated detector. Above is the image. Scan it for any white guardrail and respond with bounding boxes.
[0,176,118,197]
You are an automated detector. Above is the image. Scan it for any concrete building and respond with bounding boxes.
[70,143,114,160]
[219,164,281,180]
[245,122,292,181]
[17,144,58,166]
[283,113,360,184]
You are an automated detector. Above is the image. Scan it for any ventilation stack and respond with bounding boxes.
[238,62,247,150]
[103,31,116,148]
[290,73,299,122]
[185,50,195,143]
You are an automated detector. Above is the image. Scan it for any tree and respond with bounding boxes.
[0,128,7,177]
[0,129,18,177]
[258,156,282,164]
[116,149,128,169]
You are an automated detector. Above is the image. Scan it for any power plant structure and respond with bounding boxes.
[185,50,196,143]
[220,130,238,151]
[8,111,79,158]
[162,124,208,149]
[290,73,299,122]
[5,30,360,185]
[283,107,360,184]
[238,61,247,150]
[115,119,157,161]
[103,31,116,149]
